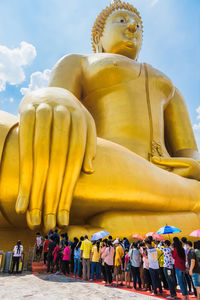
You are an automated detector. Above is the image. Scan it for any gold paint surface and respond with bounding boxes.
[0,4,200,247]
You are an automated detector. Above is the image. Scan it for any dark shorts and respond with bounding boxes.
[36,246,43,255]
[114,265,122,276]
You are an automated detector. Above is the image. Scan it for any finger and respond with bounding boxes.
[43,105,71,231]
[57,110,87,227]
[82,108,96,174]
[152,156,190,168]
[28,103,52,227]
[15,104,35,214]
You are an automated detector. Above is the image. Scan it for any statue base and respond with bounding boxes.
[0,211,199,252]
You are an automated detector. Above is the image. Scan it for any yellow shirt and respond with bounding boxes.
[80,239,92,259]
[115,245,124,266]
[157,248,164,267]
[92,245,101,262]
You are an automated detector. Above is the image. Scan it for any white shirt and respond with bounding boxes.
[147,247,159,269]
[36,236,43,247]
[13,245,23,257]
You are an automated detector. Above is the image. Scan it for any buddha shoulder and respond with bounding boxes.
[49,54,85,82]
[145,63,175,100]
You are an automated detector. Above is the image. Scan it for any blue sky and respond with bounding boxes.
[0,0,200,148]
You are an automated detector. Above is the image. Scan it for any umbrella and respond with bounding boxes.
[146,232,156,237]
[145,232,164,241]
[190,230,200,237]
[91,230,110,241]
[157,226,181,235]
[131,234,145,240]
[153,234,165,241]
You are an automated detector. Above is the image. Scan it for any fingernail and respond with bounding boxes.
[58,210,69,227]
[15,196,28,214]
[29,209,41,226]
[44,214,56,230]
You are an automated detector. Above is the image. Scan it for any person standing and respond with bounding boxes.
[113,239,124,287]
[181,237,196,296]
[35,232,43,262]
[143,248,152,292]
[74,241,81,277]
[157,243,168,290]
[145,239,162,296]
[124,249,131,288]
[62,241,71,275]
[11,240,23,274]
[51,229,60,245]
[47,237,56,273]
[103,240,115,286]
[71,237,79,273]
[172,237,189,300]
[100,239,108,283]
[187,241,200,300]
[128,242,141,289]
[53,242,61,274]
[43,235,49,266]
[91,241,101,281]
[80,235,92,280]
[160,240,177,299]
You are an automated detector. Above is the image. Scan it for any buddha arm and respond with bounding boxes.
[152,88,200,181]
[164,88,199,160]
[49,54,83,99]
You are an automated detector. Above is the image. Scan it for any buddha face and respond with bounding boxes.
[96,10,143,60]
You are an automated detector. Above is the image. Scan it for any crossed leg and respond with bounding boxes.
[0,125,200,229]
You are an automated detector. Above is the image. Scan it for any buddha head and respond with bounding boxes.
[92,0,143,60]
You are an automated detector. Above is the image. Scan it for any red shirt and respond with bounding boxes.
[43,240,50,252]
[172,248,186,271]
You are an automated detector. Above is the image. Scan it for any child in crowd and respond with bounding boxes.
[143,248,152,292]
[35,232,43,262]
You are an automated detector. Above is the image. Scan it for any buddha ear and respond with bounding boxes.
[93,34,104,53]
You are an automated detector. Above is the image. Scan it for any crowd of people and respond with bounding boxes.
[33,230,200,300]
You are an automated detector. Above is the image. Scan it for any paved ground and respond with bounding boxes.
[0,273,158,300]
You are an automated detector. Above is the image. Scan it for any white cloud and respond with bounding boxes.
[150,0,160,7]
[193,106,200,151]
[0,42,36,92]
[20,69,51,96]
[9,97,14,103]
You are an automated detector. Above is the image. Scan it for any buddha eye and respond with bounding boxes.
[114,16,127,24]
[136,24,140,28]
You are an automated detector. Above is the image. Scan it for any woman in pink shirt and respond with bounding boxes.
[62,241,71,275]
[102,240,114,286]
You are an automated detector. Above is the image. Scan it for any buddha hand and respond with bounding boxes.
[152,156,200,181]
[15,87,96,230]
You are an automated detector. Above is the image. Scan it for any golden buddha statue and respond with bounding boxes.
[0,0,200,248]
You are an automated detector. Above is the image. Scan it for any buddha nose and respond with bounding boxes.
[128,24,137,33]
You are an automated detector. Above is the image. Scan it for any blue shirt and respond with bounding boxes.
[74,248,81,259]
[128,248,140,267]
